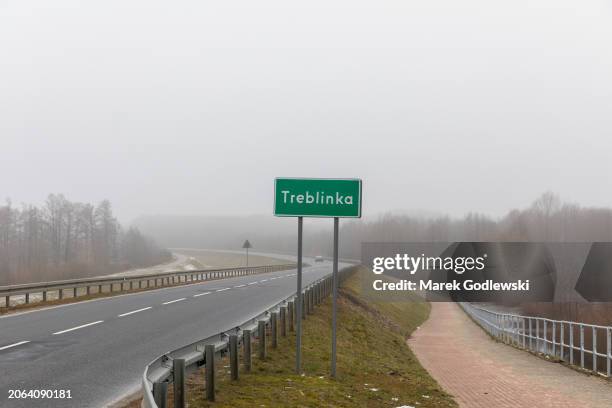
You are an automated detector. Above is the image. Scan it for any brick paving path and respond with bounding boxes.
[408,302,612,408]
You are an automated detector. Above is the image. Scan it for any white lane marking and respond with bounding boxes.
[270,277,278,280]
[162,298,186,305]
[234,284,246,288]
[193,292,211,297]
[53,320,104,335]
[247,282,257,285]
[216,288,230,292]
[118,307,152,317]
[260,279,268,282]
[0,340,30,351]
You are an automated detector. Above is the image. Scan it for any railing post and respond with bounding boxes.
[607,328,611,377]
[593,326,597,372]
[552,321,556,357]
[173,358,186,408]
[280,307,287,337]
[87,286,91,296]
[288,301,294,332]
[42,291,47,302]
[205,344,215,402]
[271,312,278,349]
[153,381,168,408]
[580,324,585,368]
[59,289,64,300]
[4,295,8,308]
[243,329,252,372]
[258,321,267,359]
[25,293,29,304]
[560,323,565,361]
[230,335,239,380]
[302,293,306,320]
[570,323,574,365]
[544,320,548,354]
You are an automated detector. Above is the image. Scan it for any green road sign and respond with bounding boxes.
[274,178,362,218]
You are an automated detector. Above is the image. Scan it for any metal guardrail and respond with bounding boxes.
[141,266,356,408]
[0,264,296,308]
[460,302,612,378]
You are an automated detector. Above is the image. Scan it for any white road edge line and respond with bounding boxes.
[118,307,152,317]
[53,321,104,335]
[162,298,186,305]
[193,292,211,297]
[0,340,30,351]
[216,288,230,292]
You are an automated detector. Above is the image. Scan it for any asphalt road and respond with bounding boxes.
[0,256,343,408]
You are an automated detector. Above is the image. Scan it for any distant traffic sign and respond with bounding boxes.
[273,178,362,218]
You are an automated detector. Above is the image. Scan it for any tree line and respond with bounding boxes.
[0,194,171,285]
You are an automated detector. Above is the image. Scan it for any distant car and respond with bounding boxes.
[314,256,324,263]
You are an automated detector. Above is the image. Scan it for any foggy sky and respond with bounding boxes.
[2,1,611,223]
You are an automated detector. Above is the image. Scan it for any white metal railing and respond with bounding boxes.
[460,302,612,378]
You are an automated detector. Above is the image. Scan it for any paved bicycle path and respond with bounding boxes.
[408,302,612,408]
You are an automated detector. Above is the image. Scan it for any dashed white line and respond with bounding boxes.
[234,284,246,288]
[247,282,257,285]
[118,307,152,317]
[0,340,30,351]
[260,279,268,282]
[193,292,211,297]
[216,288,230,292]
[53,320,104,335]
[162,298,186,305]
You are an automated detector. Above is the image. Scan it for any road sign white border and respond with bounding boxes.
[273,177,362,218]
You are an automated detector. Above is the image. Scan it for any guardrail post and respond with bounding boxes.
[86,286,91,296]
[301,293,306,320]
[271,312,278,349]
[173,358,186,408]
[25,293,29,304]
[73,287,78,298]
[258,321,267,359]
[230,334,239,381]
[59,289,63,300]
[4,295,8,308]
[205,344,215,401]
[153,381,168,408]
[288,301,294,332]
[42,291,47,302]
[243,329,252,372]
[280,307,287,337]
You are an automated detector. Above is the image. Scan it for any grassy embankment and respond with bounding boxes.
[156,267,457,408]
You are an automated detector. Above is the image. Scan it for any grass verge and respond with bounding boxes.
[148,267,457,408]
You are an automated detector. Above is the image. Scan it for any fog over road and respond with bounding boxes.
[0,254,342,407]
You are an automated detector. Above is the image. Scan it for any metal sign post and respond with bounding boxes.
[242,240,252,267]
[273,177,362,378]
[331,217,339,377]
[295,217,303,373]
